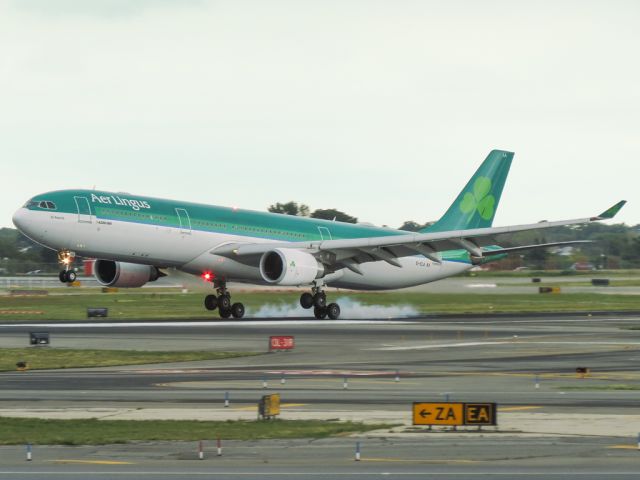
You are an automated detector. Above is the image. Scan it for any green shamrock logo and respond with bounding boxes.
[459,176,495,221]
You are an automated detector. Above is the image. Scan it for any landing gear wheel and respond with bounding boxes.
[313,292,327,308]
[210,281,237,319]
[300,292,314,309]
[204,294,218,311]
[57,250,76,282]
[314,306,327,320]
[231,303,245,319]
[218,294,231,310]
[327,303,340,320]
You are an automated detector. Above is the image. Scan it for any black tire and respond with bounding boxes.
[219,295,231,310]
[58,271,68,283]
[327,303,340,320]
[219,307,232,319]
[300,292,314,309]
[231,303,245,319]
[204,294,218,311]
[66,271,77,283]
[313,292,327,308]
[314,306,327,319]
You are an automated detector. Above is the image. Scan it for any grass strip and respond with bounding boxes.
[0,348,257,372]
[1,291,639,321]
[0,417,394,445]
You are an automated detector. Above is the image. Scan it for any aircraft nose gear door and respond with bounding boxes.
[175,208,192,235]
[74,196,92,223]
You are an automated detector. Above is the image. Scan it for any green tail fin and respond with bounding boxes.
[423,149,514,232]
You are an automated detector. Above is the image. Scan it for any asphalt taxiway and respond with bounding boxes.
[1,435,640,480]
[2,314,640,478]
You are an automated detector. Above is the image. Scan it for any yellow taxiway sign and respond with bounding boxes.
[412,402,496,426]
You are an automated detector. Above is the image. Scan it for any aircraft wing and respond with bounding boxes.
[213,201,626,272]
[478,240,593,257]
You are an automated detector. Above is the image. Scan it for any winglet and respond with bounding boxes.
[595,200,627,220]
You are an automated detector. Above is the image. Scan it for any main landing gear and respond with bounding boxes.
[204,281,245,319]
[57,250,77,284]
[300,284,340,320]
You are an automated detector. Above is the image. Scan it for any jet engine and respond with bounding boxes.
[94,260,163,288]
[259,249,324,286]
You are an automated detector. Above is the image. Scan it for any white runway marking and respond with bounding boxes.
[373,340,640,351]
[0,470,638,476]
[372,341,512,351]
[445,317,639,324]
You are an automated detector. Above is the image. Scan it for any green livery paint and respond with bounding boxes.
[460,176,495,221]
[25,189,483,265]
[597,200,627,220]
[26,190,403,243]
[475,245,508,264]
[424,149,513,232]
[22,150,519,267]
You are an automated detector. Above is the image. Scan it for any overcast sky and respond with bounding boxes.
[1,0,638,229]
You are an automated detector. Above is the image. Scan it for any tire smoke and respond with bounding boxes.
[249,296,419,319]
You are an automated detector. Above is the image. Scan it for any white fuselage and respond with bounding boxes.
[13,207,472,290]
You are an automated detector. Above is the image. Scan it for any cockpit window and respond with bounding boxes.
[29,200,57,210]
[23,199,57,209]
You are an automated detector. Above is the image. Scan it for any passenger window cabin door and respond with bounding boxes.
[175,208,192,235]
[317,226,332,240]
[74,196,92,224]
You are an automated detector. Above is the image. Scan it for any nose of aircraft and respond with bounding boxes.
[12,207,28,232]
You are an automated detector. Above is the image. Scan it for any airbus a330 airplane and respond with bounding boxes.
[12,150,625,320]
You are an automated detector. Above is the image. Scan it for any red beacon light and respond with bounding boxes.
[201,271,214,282]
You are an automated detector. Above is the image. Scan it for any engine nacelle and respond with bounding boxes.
[259,249,324,286]
[94,260,162,288]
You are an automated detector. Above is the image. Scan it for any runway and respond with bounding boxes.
[1,436,640,480]
[2,315,640,411]
[2,314,640,478]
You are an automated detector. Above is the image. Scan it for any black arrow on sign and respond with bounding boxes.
[420,409,430,419]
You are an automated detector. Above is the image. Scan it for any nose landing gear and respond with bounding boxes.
[59,270,77,283]
[203,280,245,319]
[300,284,340,320]
[57,250,77,284]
